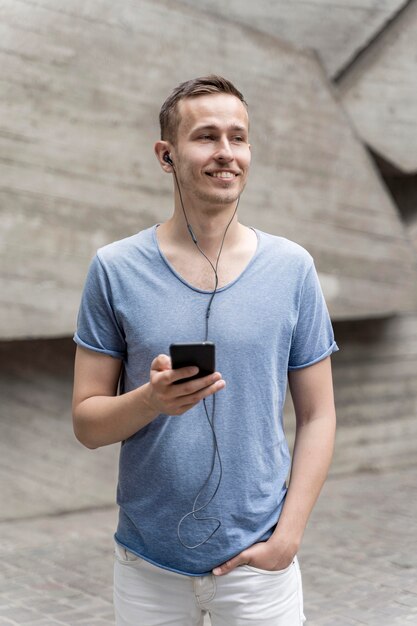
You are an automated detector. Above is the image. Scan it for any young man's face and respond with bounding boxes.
[171,93,251,209]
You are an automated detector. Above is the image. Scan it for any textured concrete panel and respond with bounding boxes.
[1,0,417,339]
[0,338,118,521]
[285,313,417,476]
[340,0,417,173]
[410,218,417,254]
[181,0,408,77]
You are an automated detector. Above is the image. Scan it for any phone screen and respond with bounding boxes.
[170,342,215,384]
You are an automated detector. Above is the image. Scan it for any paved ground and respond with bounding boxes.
[1,467,417,625]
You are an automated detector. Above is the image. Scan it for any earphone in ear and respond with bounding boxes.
[163,153,173,166]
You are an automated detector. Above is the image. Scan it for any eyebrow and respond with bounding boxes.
[191,124,248,134]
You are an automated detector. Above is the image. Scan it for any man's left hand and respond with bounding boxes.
[212,540,297,576]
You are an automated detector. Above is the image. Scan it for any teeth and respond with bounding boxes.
[211,172,234,178]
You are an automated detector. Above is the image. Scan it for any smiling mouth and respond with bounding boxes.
[206,171,237,179]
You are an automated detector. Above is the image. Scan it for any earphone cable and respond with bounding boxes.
[172,164,238,548]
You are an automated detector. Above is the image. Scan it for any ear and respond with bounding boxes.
[155,141,173,172]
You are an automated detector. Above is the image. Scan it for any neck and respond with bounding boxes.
[166,195,241,258]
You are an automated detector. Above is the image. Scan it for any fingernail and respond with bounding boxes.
[212,567,221,575]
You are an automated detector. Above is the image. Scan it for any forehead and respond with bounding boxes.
[177,93,249,136]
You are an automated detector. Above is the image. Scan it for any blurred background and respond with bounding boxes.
[1,1,417,624]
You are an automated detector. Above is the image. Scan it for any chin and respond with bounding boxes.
[209,196,240,207]
[200,188,242,206]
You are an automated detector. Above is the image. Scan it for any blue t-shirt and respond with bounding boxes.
[74,225,338,575]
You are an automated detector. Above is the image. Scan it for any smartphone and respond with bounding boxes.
[170,342,215,384]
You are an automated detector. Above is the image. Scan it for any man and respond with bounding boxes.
[73,75,338,625]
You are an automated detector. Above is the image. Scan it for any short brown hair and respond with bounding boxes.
[159,75,247,144]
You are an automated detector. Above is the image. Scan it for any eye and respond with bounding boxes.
[200,134,215,141]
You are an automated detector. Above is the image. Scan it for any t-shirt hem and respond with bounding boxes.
[114,535,212,577]
[114,523,277,577]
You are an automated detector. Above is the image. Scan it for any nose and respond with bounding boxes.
[214,137,233,162]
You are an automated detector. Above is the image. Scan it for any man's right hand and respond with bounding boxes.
[146,354,226,416]
[72,347,225,449]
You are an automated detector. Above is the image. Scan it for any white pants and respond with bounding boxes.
[114,542,306,625]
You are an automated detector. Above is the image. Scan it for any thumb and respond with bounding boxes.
[212,552,248,576]
[151,354,171,372]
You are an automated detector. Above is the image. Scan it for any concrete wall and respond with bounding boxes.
[181,0,409,78]
[339,0,417,173]
[1,0,417,340]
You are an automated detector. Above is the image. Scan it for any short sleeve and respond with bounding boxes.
[73,254,126,359]
[288,263,339,370]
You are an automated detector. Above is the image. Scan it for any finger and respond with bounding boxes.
[170,365,200,384]
[174,371,224,394]
[170,379,226,415]
[177,380,226,404]
[151,354,172,372]
[171,380,226,415]
[212,552,248,576]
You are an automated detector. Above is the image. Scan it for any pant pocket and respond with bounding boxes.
[242,558,294,576]
[294,557,306,623]
[114,541,143,567]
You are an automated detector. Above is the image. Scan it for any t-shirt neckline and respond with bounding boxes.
[152,224,260,294]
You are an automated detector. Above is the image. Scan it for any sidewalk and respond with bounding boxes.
[1,467,416,625]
